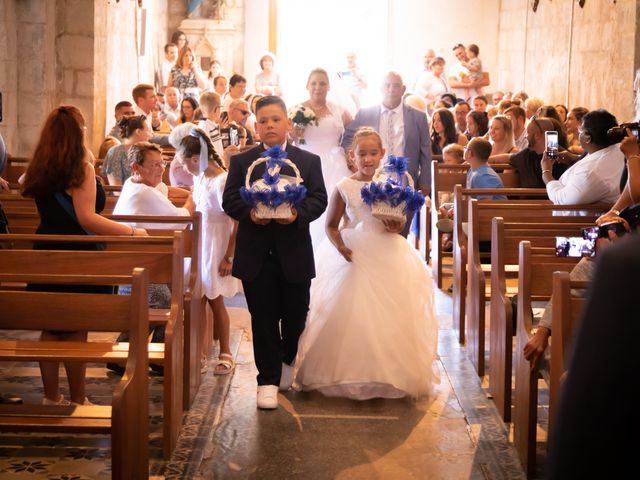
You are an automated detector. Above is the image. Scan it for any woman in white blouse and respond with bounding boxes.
[541,109,625,205]
[113,141,195,227]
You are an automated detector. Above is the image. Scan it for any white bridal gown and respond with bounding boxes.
[294,177,439,400]
[298,102,352,250]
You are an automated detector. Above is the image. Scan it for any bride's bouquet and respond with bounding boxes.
[288,104,318,145]
[240,145,307,219]
[361,156,425,222]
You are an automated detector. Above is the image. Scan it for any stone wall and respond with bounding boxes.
[0,0,19,154]
[497,0,639,121]
[0,0,168,157]
[167,0,246,77]
[0,0,57,157]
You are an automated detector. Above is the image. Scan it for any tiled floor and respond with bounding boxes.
[0,286,535,479]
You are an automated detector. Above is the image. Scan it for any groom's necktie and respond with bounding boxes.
[385,109,396,155]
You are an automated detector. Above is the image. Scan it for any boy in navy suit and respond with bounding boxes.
[222,96,327,409]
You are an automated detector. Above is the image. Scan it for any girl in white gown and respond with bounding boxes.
[294,127,439,400]
[179,128,241,375]
[293,68,353,250]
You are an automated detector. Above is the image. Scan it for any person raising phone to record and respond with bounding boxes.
[596,124,640,228]
[541,109,625,205]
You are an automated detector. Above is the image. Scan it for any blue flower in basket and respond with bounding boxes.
[240,145,307,219]
[361,155,425,221]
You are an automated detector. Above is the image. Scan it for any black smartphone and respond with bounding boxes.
[555,236,595,258]
[595,221,627,239]
[545,131,559,159]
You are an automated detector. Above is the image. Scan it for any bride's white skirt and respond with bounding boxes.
[294,227,440,400]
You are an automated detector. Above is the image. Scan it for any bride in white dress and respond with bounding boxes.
[292,68,353,249]
[294,127,439,400]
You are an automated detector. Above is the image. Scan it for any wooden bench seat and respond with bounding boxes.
[0,233,185,459]
[0,269,150,479]
[465,198,603,376]
[429,161,518,287]
[487,218,593,421]
[512,242,588,477]
[1,211,204,408]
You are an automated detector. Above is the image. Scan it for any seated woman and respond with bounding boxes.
[180,96,200,125]
[488,115,517,155]
[565,106,589,154]
[22,106,148,405]
[109,141,195,375]
[541,109,625,205]
[431,108,467,155]
[113,141,194,227]
[465,110,489,139]
[103,115,151,186]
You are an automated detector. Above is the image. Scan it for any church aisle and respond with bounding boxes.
[180,290,526,480]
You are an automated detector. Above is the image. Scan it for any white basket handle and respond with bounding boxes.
[372,165,415,189]
[245,156,303,189]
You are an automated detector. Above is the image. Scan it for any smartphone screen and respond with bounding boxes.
[229,128,239,146]
[556,236,595,258]
[545,131,559,159]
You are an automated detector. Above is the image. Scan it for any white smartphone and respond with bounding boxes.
[545,131,559,159]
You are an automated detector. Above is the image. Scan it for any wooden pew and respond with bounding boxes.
[488,217,596,421]
[109,214,204,407]
[1,208,203,408]
[465,198,606,376]
[451,186,549,345]
[429,161,518,288]
[548,272,588,436]
[512,242,586,477]
[0,233,185,459]
[0,156,29,184]
[0,268,150,480]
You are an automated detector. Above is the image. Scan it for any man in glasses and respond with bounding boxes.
[224,99,254,146]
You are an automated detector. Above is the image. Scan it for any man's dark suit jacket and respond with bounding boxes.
[546,233,640,479]
[222,143,327,283]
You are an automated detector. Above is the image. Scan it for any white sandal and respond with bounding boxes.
[213,353,235,375]
[42,394,70,406]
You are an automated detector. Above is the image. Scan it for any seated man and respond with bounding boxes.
[541,109,625,205]
[491,116,562,188]
[107,101,136,142]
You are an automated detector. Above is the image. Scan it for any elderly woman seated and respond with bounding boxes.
[113,141,195,225]
[108,141,195,375]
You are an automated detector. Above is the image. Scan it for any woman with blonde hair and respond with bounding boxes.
[488,114,517,155]
[167,46,206,96]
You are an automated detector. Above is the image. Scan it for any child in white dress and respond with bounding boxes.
[179,127,241,375]
[294,127,439,400]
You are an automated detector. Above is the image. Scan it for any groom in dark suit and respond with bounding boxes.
[342,71,432,236]
[222,96,327,409]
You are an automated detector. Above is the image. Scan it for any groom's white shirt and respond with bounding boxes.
[379,103,404,157]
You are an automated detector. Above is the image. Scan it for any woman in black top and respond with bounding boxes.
[21,105,148,406]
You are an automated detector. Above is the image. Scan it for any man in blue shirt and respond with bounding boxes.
[465,138,507,199]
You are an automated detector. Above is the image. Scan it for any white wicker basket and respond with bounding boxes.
[369,165,415,222]
[244,155,303,219]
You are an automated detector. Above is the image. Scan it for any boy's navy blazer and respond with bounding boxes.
[222,143,327,283]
